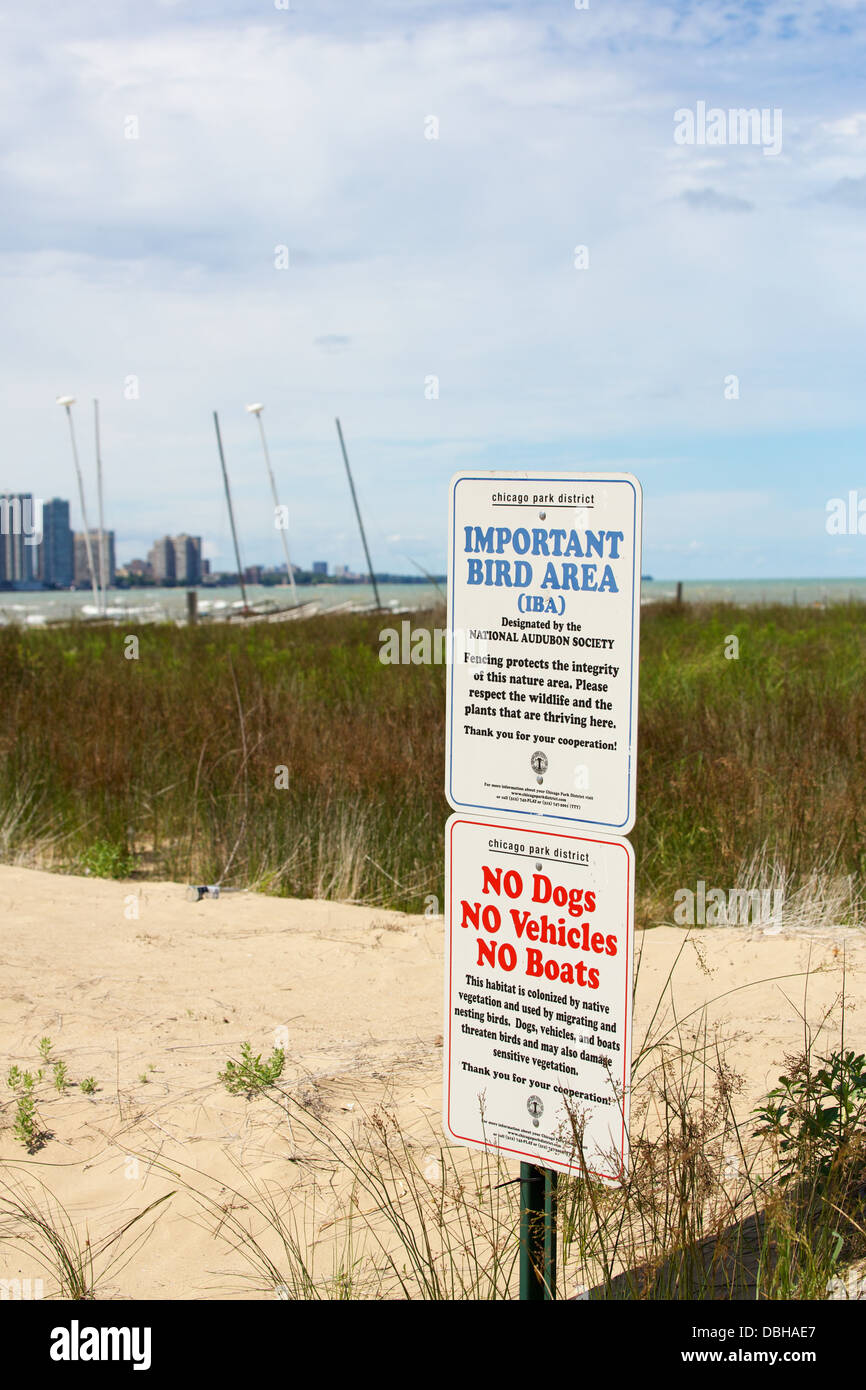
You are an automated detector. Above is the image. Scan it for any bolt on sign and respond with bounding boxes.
[443,814,634,1181]
[446,472,642,834]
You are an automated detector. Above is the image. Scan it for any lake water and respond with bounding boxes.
[640,578,866,607]
[0,578,864,625]
[0,582,446,625]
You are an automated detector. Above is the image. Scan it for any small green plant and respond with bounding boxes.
[77,840,134,879]
[38,1037,52,1062]
[6,1065,40,1093]
[13,1093,42,1151]
[218,1043,285,1098]
[53,1060,69,1092]
[754,1049,866,1186]
[79,1077,97,1096]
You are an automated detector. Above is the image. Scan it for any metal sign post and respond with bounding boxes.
[520,1163,557,1299]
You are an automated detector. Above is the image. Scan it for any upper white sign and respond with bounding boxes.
[446,472,642,834]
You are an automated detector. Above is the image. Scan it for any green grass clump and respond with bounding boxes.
[0,1171,174,1299]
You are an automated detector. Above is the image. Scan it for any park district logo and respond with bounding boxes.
[49,1320,152,1371]
[527,1095,544,1128]
[530,750,548,776]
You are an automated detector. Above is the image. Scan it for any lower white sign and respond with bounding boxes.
[443,813,634,1182]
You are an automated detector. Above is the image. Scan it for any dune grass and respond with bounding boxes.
[0,611,444,905]
[2,600,866,919]
[0,1166,173,1299]
[2,946,864,1300]
[141,964,866,1302]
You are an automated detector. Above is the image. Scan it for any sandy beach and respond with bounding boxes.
[1,864,863,1300]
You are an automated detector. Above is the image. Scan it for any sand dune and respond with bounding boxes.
[1,865,863,1299]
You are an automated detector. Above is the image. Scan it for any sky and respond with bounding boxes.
[0,0,864,579]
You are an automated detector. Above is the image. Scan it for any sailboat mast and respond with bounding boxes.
[213,410,249,612]
[246,403,299,607]
[94,398,107,615]
[335,417,381,611]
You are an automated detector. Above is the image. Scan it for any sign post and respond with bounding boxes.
[443,471,642,1301]
[520,1163,557,1300]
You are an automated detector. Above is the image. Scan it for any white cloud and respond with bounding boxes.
[0,2,864,572]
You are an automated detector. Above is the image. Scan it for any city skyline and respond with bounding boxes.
[0,489,419,588]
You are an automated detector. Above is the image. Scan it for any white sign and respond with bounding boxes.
[443,813,634,1181]
[446,472,641,834]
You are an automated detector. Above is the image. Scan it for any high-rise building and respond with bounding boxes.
[312,561,328,576]
[147,534,202,585]
[0,493,42,588]
[40,498,73,587]
[74,531,116,589]
[172,534,202,585]
[148,536,176,584]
